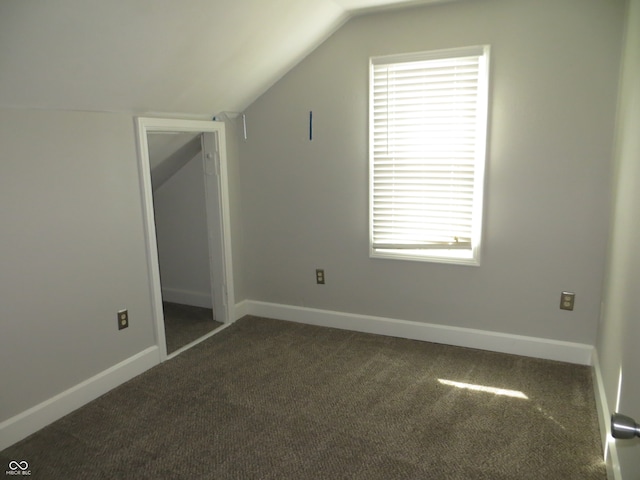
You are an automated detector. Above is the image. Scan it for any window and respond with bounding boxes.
[369,45,490,265]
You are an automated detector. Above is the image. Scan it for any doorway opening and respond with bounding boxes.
[136,118,235,361]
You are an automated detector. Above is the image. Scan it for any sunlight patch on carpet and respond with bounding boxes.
[438,379,529,399]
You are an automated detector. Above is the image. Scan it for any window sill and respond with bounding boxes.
[370,248,481,266]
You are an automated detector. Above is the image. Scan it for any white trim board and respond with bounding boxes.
[592,350,622,480]
[166,322,235,360]
[244,300,594,365]
[0,346,160,451]
[234,299,249,321]
[135,117,235,362]
[0,302,595,452]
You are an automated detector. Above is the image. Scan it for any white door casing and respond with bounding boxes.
[135,117,235,360]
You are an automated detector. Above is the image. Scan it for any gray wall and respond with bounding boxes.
[153,150,212,308]
[239,0,624,344]
[0,109,155,422]
[597,0,640,477]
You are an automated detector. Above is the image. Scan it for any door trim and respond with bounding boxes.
[135,117,235,361]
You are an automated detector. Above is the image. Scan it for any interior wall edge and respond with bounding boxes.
[592,349,622,480]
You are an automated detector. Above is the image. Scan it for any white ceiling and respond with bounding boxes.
[0,0,448,116]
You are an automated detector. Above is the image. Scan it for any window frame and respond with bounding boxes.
[368,45,490,266]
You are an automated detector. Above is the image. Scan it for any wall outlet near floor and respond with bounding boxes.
[316,269,325,285]
[117,309,129,330]
[560,292,575,311]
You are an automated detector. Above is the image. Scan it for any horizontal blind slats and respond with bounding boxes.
[371,50,484,250]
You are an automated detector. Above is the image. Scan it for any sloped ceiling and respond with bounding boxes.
[0,0,447,117]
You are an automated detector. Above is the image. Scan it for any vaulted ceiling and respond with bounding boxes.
[0,0,448,117]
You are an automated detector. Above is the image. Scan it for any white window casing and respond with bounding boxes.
[369,45,490,266]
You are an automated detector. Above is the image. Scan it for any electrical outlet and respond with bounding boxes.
[316,269,325,285]
[560,292,575,311]
[118,309,129,330]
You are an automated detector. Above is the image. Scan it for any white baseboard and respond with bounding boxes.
[244,300,594,365]
[234,300,249,320]
[592,350,621,480]
[0,346,160,451]
[0,301,596,453]
[162,287,212,308]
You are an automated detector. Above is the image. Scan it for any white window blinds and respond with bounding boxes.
[370,46,489,262]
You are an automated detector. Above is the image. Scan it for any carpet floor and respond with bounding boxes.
[1,316,606,479]
[162,301,223,354]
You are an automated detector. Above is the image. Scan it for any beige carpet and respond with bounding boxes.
[1,316,606,479]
